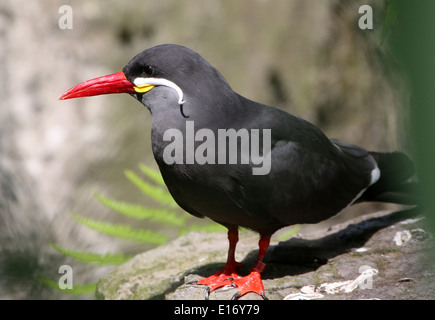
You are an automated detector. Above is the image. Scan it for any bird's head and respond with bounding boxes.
[60,44,233,119]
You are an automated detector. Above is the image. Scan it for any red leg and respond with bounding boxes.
[196,227,242,293]
[231,235,270,300]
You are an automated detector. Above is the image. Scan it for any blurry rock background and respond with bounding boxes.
[0,0,409,299]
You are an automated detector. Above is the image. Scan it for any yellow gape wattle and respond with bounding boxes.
[134,85,154,93]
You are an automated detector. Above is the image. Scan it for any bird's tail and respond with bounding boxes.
[357,151,419,205]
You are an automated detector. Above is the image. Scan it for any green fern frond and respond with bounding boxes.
[71,213,167,245]
[94,191,185,227]
[124,170,178,208]
[38,277,96,296]
[50,243,132,265]
[138,163,166,186]
[276,225,301,241]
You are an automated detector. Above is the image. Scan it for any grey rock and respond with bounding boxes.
[97,208,435,300]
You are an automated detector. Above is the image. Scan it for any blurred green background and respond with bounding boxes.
[0,0,431,299]
[393,0,435,254]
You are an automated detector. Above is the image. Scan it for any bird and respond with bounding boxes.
[60,44,417,299]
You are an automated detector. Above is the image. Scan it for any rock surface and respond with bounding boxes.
[96,208,435,300]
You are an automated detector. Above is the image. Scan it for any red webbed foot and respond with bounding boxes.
[191,229,270,300]
[195,262,242,298]
[231,261,268,300]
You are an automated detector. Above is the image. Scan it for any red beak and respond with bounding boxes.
[59,71,135,100]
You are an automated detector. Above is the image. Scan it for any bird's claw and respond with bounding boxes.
[203,282,237,300]
[204,287,210,300]
[231,291,240,300]
[231,290,268,300]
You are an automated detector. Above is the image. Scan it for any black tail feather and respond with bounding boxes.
[357,151,418,205]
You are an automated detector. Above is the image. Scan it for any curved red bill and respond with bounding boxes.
[59,71,135,100]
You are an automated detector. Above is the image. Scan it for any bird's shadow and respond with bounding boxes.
[187,207,422,282]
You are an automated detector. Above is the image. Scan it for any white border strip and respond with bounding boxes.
[133,77,186,105]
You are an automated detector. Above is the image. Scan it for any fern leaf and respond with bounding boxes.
[50,243,132,265]
[93,191,185,227]
[124,170,178,208]
[138,163,166,186]
[71,213,167,245]
[38,277,97,296]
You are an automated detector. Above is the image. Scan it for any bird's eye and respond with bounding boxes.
[143,65,155,76]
